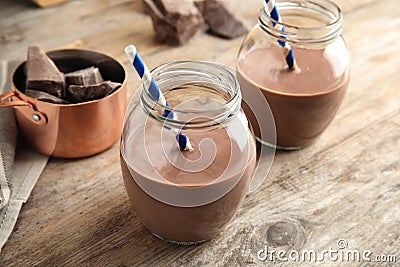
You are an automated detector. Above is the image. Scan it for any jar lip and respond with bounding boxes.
[259,0,343,44]
[142,60,241,119]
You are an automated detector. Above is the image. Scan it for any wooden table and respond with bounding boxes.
[0,0,399,266]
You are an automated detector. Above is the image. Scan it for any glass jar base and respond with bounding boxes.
[151,232,209,246]
[256,136,305,151]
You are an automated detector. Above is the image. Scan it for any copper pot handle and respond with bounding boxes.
[0,90,48,126]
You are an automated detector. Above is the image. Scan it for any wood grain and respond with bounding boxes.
[0,0,399,266]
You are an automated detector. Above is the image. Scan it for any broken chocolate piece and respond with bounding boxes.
[26,45,65,98]
[143,0,204,45]
[65,67,104,86]
[25,89,69,104]
[193,0,205,13]
[198,0,248,39]
[67,81,121,102]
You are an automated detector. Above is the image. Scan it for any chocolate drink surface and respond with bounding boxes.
[237,45,349,148]
[120,63,257,244]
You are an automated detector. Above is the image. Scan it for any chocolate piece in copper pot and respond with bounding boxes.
[26,45,65,98]
[67,81,121,102]
[25,89,69,104]
[65,66,104,86]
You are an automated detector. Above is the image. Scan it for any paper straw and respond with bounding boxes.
[124,45,194,152]
[264,0,297,70]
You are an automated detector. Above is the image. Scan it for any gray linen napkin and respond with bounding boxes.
[0,60,49,251]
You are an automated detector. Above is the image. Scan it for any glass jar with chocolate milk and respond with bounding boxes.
[237,0,350,149]
[120,61,257,244]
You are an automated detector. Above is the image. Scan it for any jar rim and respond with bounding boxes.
[141,61,242,127]
[259,0,343,44]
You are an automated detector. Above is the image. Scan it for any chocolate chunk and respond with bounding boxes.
[65,67,104,86]
[193,0,205,13]
[143,0,204,45]
[25,89,69,104]
[26,45,65,98]
[198,0,248,39]
[67,81,121,102]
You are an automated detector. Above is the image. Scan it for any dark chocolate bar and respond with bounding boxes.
[197,0,248,39]
[143,0,204,45]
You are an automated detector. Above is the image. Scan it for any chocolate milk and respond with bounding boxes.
[120,99,256,243]
[237,45,349,148]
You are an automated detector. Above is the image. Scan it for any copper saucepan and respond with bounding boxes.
[0,49,127,158]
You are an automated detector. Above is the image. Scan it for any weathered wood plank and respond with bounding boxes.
[0,0,399,266]
[0,0,144,61]
[3,105,397,266]
[0,0,380,61]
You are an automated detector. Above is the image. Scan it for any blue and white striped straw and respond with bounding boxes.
[124,45,194,152]
[264,0,297,70]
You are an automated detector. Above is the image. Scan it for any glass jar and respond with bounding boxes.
[237,0,350,149]
[120,61,257,244]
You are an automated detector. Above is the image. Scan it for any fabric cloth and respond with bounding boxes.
[0,60,49,251]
